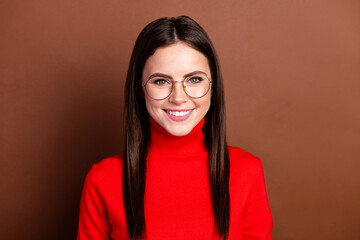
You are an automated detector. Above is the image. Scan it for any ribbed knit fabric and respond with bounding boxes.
[77,118,273,240]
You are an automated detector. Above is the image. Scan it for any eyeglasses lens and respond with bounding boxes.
[145,74,211,100]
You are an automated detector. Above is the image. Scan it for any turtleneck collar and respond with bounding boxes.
[148,117,207,156]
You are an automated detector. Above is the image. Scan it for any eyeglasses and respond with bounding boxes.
[141,73,212,100]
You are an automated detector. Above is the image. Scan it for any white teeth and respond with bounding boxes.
[166,110,191,116]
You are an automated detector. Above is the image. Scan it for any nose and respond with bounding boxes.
[168,81,187,104]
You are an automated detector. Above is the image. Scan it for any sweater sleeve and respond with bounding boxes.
[242,159,273,240]
[77,165,111,240]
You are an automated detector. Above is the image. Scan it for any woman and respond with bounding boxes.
[77,16,273,240]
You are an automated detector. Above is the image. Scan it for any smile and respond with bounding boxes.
[163,109,194,121]
[165,110,192,116]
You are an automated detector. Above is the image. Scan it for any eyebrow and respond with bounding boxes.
[148,73,173,80]
[184,71,209,78]
[147,71,209,80]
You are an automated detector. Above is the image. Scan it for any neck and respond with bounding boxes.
[148,117,207,155]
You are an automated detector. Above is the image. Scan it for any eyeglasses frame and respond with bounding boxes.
[141,75,213,100]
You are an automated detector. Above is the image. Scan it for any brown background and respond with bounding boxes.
[1,0,359,239]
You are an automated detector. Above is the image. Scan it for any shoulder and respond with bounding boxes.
[92,152,124,172]
[86,153,124,187]
[228,146,262,167]
[228,146,263,178]
[80,153,126,223]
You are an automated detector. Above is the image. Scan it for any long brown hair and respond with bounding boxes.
[123,16,230,239]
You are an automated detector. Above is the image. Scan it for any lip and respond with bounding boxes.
[163,109,194,121]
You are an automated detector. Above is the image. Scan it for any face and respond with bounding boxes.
[142,42,212,136]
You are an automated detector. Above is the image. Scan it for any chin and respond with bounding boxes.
[166,125,192,136]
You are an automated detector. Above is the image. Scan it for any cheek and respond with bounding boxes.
[195,95,211,113]
[145,97,163,113]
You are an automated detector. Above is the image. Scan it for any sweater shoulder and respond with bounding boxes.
[88,153,124,185]
[228,146,263,174]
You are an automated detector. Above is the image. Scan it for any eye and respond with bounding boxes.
[187,76,203,84]
[151,78,171,85]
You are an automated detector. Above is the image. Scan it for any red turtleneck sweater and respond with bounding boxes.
[77,118,273,239]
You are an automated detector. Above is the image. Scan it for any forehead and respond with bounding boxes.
[142,42,211,78]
